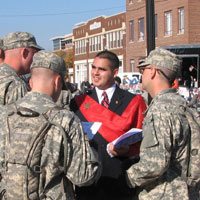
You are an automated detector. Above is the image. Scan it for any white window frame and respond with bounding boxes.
[165,11,172,36]
[138,17,145,41]
[178,7,184,34]
[130,59,135,72]
[106,31,123,50]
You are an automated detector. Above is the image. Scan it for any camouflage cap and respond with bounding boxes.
[3,31,43,51]
[138,48,181,72]
[0,38,3,50]
[30,51,67,86]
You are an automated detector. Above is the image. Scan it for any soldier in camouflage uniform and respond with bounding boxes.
[0,39,4,64]
[0,31,43,105]
[0,51,101,199]
[126,48,191,199]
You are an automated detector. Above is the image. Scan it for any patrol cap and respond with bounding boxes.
[3,31,43,51]
[138,48,181,72]
[30,51,67,89]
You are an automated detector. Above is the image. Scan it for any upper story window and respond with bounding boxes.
[89,35,103,52]
[164,11,172,36]
[106,30,123,50]
[53,39,61,50]
[129,20,134,41]
[138,17,145,41]
[75,39,86,55]
[178,7,184,34]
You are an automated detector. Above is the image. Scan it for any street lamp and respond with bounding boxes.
[146,0,155,55]
[146,0,155,104]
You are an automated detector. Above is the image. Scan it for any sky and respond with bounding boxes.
[0,0,125,50]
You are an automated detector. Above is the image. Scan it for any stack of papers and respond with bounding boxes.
[111,128,143,148]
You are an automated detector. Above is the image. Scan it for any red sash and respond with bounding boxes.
[75,94,146,143]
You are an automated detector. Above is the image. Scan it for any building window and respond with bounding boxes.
[75,64,87,88]
[129,20,134,41]
[178,7,184,34]
[155,14,158,37]
[53,38,61,50]
[138,17,145,41]
[89,35,103,52]
[130,59,135,72]
[106,31,123,49]
[164,11,172,36]
[75,39,86,55]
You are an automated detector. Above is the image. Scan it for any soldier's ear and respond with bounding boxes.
[21,48,29,59]
[54,75,62,91]
[150,67,157,79]
[29,77,33,89]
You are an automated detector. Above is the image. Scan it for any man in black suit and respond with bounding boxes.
[70,50,147,200]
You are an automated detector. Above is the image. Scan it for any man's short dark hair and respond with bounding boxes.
[95,50,120,70]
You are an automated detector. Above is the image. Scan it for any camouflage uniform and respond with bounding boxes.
[56,90,73,110]
[2,91,101,199]
[127,48,191,199]
[0,63,28,105]
[0,51,101,199]
[0,32,43,105]
[127,89,190,199]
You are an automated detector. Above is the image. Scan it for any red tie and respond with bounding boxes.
[101,91,109,108]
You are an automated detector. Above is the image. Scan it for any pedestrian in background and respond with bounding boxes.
[80,78,91,93]
[126,48,191,199]
[0,31,43,105]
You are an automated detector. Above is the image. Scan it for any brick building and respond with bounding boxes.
[50,34,74,82]
[73,12,126,88]
[126,0,200,85]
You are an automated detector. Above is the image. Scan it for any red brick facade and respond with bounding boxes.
[73,13,126,86]
[126,0,200,72]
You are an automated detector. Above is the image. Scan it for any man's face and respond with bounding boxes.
[139,65,152,92]
[91,57,118,90]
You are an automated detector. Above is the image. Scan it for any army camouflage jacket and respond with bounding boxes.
[0,91,101,199]
[127,88,190,200]
[0,63,28,105]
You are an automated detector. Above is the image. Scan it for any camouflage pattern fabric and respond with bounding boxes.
[0,91,101,199]
[126,88,191,200]
[183,106,200,200]
[3,31,43,51]
[56,90,72,110]
[30,51,66,82]
[0,63,28,105]
[138,47,181,73]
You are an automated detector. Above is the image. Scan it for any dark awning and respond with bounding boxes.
[162,44,200,55]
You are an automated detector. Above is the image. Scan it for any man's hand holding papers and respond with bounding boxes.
[107,128,143,157]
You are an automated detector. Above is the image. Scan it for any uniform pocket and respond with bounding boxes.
[141,115,159,149]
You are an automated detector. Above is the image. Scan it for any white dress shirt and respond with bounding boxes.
[95,84,116,104]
